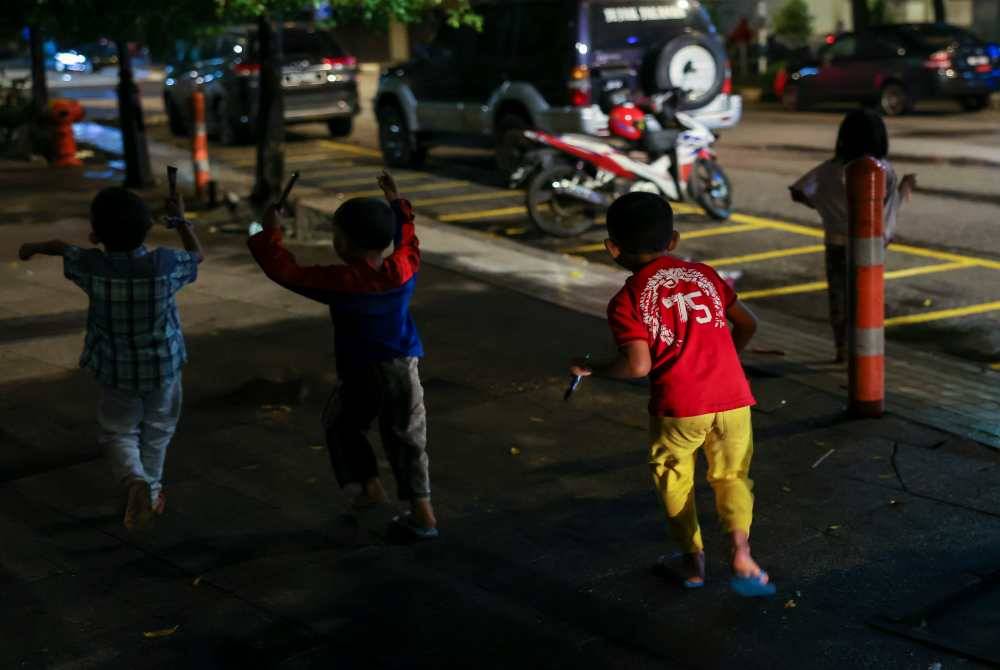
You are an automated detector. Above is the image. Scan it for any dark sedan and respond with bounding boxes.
[783,23,1000,115]
[163,24,360,144]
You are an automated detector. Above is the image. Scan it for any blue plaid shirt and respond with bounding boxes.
[63,245,199,393]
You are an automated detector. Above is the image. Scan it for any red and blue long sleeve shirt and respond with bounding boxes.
[247,199,423,370]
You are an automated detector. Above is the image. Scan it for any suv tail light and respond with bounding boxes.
[722,60,732,95]
[234,62,260,76]
[923,50,952,69]
[323,56,357,69]
[569,65,591,107]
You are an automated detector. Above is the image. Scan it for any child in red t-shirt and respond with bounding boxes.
[570,192,775,597]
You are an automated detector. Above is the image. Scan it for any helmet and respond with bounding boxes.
[609,104,645,142]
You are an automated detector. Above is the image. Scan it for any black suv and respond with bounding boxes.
[783,23,1000,115]
[163,24,360,144]
[375,0,739,172]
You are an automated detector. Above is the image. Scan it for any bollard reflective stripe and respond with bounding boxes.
[846,157,886,417]
[191,91,211,199]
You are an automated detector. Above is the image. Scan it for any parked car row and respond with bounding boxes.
[782,23,1000,115]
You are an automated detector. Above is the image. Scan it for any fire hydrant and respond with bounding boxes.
[48,99,85,167]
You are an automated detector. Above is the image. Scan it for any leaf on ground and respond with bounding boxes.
[784,599,797,609]
[781,485,792,493]
[569,270,584,279]
[529,417,545,423]
[192,576,203,587]
[309,445,325,451]
[510,447,522,456]
[826,524,841,532]
[143,625,179,639]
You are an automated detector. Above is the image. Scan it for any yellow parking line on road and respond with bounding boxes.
[419,191,522,207]
[561,222,765,255]
[438,206,527,222]
[321,141,383,158]
[740,261,971,300]
[337,180,469,199]
[885,300,1000,327]
[320,173,425,189]
[705,244,825,267]
[731,212,1000,272]
[990,362,1000,371]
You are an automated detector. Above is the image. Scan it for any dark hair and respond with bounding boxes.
[835,109,889,163]
[90,187,152,252]
[332,197,395,251]
[606,192,674,254]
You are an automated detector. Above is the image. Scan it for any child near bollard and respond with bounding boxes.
[247,172,438,541]
[569,192,774,597]
[17,187,203,531]
[789,109,916,362]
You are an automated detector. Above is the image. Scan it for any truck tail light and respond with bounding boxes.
[323,56,357,69]
[569,65,591,107]
[923,51,952,69]
[234,62,260,76]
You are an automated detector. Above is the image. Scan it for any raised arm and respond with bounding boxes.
[379,171,418,251]
[19,240,71,260]
[247,204,347,303]
[166,193,204,263]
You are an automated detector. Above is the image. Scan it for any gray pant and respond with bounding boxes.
[322,357,430,500]
[825,244,848,352]
[98,377,182,502]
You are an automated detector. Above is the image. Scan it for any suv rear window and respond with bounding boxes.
[282,28,345,57]
[589,3,712,51]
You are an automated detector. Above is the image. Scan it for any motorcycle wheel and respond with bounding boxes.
[526,164,599,237]
[689,158,732,221]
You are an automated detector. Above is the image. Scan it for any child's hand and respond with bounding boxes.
[165,193,185,219]
[569,357,593,377]
[378,171,399,202]
[18,243,34,261]
[900,173,917,201]
[263,203,283,229]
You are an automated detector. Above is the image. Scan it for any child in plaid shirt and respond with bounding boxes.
[18,187,203,531]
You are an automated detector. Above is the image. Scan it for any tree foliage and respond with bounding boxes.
[773,0,812,45]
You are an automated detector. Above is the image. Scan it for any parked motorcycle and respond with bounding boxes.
[513,89,732,237]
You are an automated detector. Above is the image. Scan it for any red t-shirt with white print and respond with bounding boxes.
[607,255,755,418]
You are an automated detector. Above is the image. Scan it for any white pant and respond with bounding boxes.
[97,377,182,501]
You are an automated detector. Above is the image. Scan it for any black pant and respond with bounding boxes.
[322,357,430,500]
[825,244,848,353]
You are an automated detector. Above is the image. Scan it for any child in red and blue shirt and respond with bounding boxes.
[570,192,774,596]
[248,172,437,540]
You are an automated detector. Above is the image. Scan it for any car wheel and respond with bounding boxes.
[165,96,188,137]
[640,34,725,110]
[879,83,911,116]
[327,117,353,137]
[959,94,989,112]
[216,97,248,146]
[495,113,531,180]
[377,102,426,168]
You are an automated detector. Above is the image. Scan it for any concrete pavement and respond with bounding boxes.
[2,156,1000,667]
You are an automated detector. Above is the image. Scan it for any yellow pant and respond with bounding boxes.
[649,407,755,553]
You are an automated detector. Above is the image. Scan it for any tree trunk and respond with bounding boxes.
[933,0,946,23]
[28,26,48,116]
[851,0,870,31]
[251,13,285,205]
[116,40,153,188]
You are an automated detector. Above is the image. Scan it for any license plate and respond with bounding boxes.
[283,71,324,87]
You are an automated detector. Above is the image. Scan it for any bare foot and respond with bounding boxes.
[352,477,388,509]
[731,532,768,582]
[410,497,437,529]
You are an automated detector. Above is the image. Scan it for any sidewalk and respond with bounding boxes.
[2,160,999,668]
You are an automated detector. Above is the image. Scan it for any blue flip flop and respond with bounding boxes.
[730,571,776,597]
[389,514,439,541]
[654,554,705,589]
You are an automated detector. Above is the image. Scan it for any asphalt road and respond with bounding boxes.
[59,69,1000,367]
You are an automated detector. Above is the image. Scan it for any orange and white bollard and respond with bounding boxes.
[191,90,211,199]
[846,157,886,418]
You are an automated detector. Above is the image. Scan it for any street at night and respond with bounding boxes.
[1,1,999,668]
